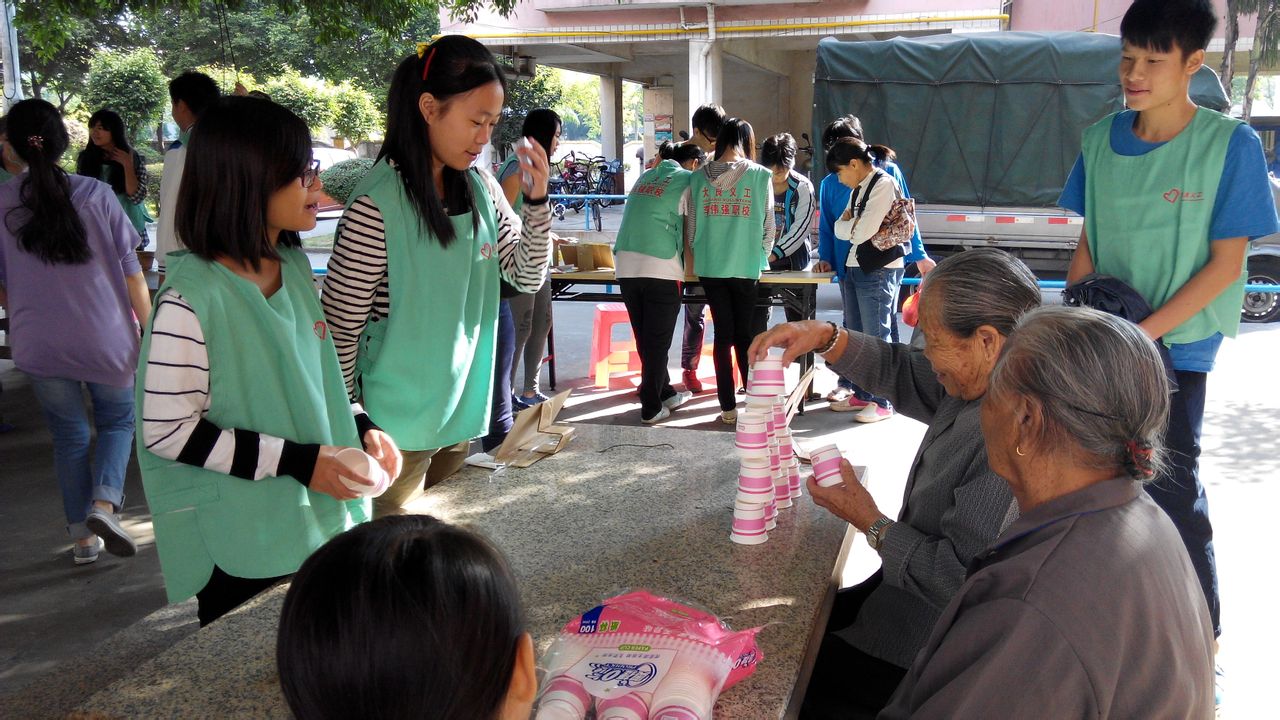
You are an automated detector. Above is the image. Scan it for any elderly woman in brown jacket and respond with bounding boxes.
[881,306,1214,718]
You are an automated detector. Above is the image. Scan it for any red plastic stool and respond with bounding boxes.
[590,303,643,387]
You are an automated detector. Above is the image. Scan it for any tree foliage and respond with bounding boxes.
[264,68,337,131]
[83,48,170,143]
[495,66,563,156]
[557,76,602,141]
[331,83,382,145]
[19,0,505,60]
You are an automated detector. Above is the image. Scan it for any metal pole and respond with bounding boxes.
[0,0,22,112]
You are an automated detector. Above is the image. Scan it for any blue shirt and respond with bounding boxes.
[1059,110,1279,372]
[818,160,928,281]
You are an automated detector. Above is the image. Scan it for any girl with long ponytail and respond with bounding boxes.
[0,99,153,565]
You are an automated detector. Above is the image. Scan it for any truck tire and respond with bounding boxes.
[1242,256,1280,323]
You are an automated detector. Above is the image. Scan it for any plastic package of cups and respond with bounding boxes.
[534,590,763,720]
[732,353,799,545]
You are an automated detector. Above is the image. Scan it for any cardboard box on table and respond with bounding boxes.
[558,243,614,271]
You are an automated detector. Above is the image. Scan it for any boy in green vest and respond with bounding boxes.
[1060,0,1279,663]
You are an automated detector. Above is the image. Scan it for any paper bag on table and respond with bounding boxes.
[493,389,575,468]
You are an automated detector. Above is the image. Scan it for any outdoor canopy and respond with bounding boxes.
[812,31,1231,208]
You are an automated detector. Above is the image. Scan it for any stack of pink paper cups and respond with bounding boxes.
[732,411,772,544]
[732,353,804,544]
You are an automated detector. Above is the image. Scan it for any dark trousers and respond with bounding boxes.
[619,278,682,419]
[681,301,707,371]
[1145,370,1220,636]
[481,300,516,453]
[802,571,908,719]
[701,277,757,411]
[196,565,287,627]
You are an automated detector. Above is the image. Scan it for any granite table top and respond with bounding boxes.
[78,423,854,719]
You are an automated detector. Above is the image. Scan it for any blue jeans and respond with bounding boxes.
[481,300,516,453]
[837,267,905,408]
[29,377,134,540]
[1145,370,1220,637]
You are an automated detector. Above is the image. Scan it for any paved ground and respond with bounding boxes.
[2,222,1277,715]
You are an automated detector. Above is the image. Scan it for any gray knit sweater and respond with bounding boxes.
[827,331,1017,669]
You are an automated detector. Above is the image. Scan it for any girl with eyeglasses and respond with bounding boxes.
[135,96,401,625]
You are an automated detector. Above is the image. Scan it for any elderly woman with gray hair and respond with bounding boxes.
[750,247,1041,717]
[880,306,1214,718]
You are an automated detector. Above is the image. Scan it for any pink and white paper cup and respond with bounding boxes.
[810,444,846,488]
[735,413,769,458]
[597,692,650,720]
[787,459,803,499]
[736,460,774,497]
[536,676,593,720]
[731,504,769,545]
[335,447,391,498]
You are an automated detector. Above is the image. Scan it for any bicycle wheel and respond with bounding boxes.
[596,176,616,207]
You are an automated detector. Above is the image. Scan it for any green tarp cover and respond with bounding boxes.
[812,32,1229,208]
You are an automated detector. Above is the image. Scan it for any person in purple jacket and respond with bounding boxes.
[0,100,153,565]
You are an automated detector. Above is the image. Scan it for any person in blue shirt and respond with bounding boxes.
[815,116,934,415]
[1059,0,1280,660]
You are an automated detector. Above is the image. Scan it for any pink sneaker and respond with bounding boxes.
[830,395,873,412]
[853,404,894,423]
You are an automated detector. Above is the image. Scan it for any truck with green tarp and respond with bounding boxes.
[811,31,1231,276]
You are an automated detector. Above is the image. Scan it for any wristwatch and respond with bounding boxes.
[866,516,895,550]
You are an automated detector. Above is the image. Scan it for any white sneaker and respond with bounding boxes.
[663,391,693,411]
[720,409,738,425]
[853,404,894,424]
[464,451,500,469]
[642,406,671,425]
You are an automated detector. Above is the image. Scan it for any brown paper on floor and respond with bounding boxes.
[493,389,575,468]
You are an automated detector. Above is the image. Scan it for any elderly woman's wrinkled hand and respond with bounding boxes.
[806,460,883,532]
[749,320,834,366]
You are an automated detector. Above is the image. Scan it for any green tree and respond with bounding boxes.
[1241,0,1280,121]
[495,66,563,156]
[196,64,262,95]
[17,13,136,114]
[264,69,337,132]
[83,48,170,143]
[21,0,511,59]
[556,75,602,141]
[623,82,643,141]
[331,82,381,147]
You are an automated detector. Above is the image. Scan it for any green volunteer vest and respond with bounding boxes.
[615,160,691,260]
[136,248,368,603]
[99,163,153,237]
[690,164,772,279]
[349,160,500,451]
[498,156,523,213]
[1083,108,1245,344]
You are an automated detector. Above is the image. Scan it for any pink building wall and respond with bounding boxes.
[1009,0,1259,42]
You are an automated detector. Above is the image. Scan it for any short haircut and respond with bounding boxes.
[175,97,310,270]
[168,71,221,117]
[760,133,797,169]
[1120,0,1216,56]
[278,515,526,720]
[919,248,1041,338]
[821,114,864,150]
[714,117,756,162]
[691,104,726,138]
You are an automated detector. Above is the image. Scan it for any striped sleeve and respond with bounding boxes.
[480,169,552,292]
[321,196,390,400]
[774,175,815,260]
[127,152,149,206]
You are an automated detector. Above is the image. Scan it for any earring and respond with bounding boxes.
[1015,445,1026,457]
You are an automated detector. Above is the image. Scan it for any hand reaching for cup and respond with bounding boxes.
[515,136,550,201]
[807,460,882,532]
[748,319,841,366]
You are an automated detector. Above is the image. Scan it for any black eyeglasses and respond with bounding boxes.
[301,159,321,188]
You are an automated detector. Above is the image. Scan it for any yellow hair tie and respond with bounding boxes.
[416,42,431,58]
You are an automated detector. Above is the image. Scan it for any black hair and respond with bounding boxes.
[0,115,7,136]
[714,117,756,162]
[521,108,561,157]
[657,140,677,160]
[247,90,272,101]
[278,515,526,720]
[821,114,864,150]
[691,104,726,139]
[672,143,707,167]
[381,35,507,248]
[175,97,310,270]
[825,136,895,174]
[760,132,797,169]
[168,71,221,117]
[76,109,133,196]
[1120,0,1216,56]
[4,99,89,265]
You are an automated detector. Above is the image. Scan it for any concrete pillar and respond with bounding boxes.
[688,39,723,130]
[600,64,624,161]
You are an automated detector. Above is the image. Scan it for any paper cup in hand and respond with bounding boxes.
[809,444,845,488]
[335,447,391,497]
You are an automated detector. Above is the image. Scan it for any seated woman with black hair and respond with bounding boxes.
[277,515,536,720]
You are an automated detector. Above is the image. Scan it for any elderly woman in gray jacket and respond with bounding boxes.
[749,248,1041,718]
[881,307,1214,718]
